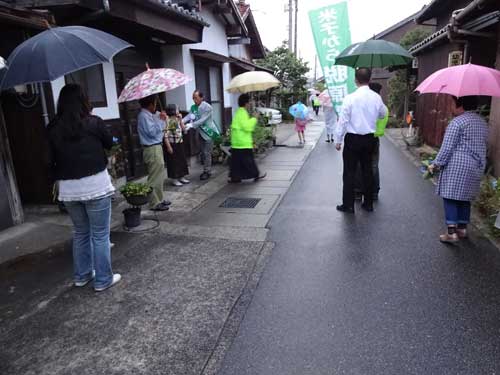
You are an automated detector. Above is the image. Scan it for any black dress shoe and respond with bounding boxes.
[151,203,170,212]
[361,203,374,212]
[336,205,354,213]
[254,172,267,182]
[200,172,211,181]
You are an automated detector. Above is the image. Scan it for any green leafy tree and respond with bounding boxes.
[257,42,310,109]
[314,81,326,93]
[387,28,432,118]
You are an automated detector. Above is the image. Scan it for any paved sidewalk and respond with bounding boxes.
[0,121,315,266]
[0,120,324,375]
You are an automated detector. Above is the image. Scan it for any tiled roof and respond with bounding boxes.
[237,1,250,21]
[408,24,450,54]
[152,0,208,26]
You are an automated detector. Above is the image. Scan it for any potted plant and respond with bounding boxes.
[120,182,153,228]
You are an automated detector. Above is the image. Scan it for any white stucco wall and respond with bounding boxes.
[162,45,189,111]
[228,44,252,60]
[228,44,253,115]
[161,9,232,113]
[50,62,120,120]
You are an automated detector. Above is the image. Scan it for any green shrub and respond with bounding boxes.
[280,109,295,122]
[475,176,500,237]
[386,117,405,128]
[120,182,152,197]
[253,124,274,153]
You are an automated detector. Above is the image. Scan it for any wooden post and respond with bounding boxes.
[288,0,293,52]
[294,0,298,57]
[489,23,500,176]
[0,101,24,225]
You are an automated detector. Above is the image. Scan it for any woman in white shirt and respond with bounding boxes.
[47,84,121,292]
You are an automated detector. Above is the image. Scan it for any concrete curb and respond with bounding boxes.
[200,242,275,375]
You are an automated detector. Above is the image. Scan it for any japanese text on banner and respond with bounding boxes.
[309,2,355,114]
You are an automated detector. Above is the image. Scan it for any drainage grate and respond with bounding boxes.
[219,197,261,209]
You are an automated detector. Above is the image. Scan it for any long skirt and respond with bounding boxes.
[164,142,189,179]
[230,148,260,180]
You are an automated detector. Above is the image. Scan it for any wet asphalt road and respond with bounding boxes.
[219,137,500,375]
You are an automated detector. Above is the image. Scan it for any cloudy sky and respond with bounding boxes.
[248,0,430,77]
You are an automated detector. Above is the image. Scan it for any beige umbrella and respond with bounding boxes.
[226,71,281,94]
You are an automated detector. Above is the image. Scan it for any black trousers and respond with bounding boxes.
[354,138,380,196]
[342,133,377,208]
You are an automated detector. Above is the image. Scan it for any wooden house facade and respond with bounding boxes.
[6,0,209,206]
[0,2,55,230]
[370,10,435,107]
[410,0,500,157]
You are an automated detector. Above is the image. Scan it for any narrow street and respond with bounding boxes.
[218,137,500,375]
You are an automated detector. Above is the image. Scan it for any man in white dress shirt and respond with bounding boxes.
[334,68,388,213]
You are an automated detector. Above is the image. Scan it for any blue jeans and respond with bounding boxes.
[443,198,471,226]
[64,196,113,289]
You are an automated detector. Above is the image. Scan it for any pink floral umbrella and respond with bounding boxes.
[415,63,500,97]
[117,67,192,103]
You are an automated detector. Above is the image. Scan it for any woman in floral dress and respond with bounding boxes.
[164,104,190,186]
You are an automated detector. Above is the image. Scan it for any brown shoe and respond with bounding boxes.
[439,233,459,244]
[456,228,468,239]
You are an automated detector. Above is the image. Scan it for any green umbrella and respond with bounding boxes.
[335,39,413,68]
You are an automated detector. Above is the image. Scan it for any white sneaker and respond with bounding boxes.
[74,269,96,287]
[179,178,190,184]
[172,179,183,186]
[94,274,122,292]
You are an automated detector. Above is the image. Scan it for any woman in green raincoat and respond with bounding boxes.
[229,94,266,183]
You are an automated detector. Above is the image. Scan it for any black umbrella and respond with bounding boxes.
[0,26,132,89]
[0,26,132,126]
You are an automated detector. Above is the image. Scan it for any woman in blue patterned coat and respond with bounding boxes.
[429,96,489,243]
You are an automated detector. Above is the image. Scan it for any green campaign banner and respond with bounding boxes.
[309,2,356,114]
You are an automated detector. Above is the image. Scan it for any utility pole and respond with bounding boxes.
[294,0,298,57]
[314,55,317,82]
[288,0,293,52]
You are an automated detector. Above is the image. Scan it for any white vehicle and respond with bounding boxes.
[255,107,282,126]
